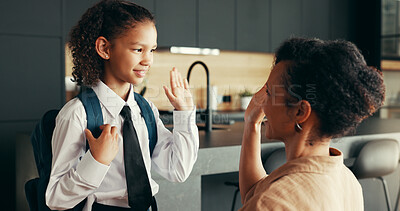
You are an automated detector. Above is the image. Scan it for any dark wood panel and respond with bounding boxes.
[64,0,103,39]
[199,0,235,49]
[155,0,197,47]
[0,0,61,36]
[302,0,330,40]
[236,0,270,52]
[271,0,302,51]
[330,0,354,40]
[0,36,62,121]
[134,0,155,13]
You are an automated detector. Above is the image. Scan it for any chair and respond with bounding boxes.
[351,139,399,211]
[225,147,286,211]
[263,147,286,174]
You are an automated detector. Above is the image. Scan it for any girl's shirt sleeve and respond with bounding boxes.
[45,98,109,210]
[149,101,199,183]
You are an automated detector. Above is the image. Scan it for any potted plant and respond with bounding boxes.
[239,89,253,110]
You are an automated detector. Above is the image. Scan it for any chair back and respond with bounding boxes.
[263,148,287,174]
[352,139,399,179]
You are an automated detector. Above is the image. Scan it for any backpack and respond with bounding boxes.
[25,87,158,211]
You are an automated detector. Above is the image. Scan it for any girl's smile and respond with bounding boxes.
[134,69,148,78]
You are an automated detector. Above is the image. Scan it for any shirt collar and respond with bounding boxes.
[91,81,138,118]
[266,148,344,183]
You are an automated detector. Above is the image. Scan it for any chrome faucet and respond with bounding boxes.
[187,61,212,132]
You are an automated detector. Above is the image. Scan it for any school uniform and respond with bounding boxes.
[45,81,199,210]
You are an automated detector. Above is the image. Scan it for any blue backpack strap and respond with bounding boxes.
[77,87,104,151]
[134,93,158,156]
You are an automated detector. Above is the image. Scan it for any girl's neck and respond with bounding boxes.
[101,79,131,101]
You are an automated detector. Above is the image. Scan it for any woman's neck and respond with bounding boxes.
[284,135,331,161]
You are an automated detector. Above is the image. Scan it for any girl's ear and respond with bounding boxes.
[295,100,312,124]
[95,36,110,59]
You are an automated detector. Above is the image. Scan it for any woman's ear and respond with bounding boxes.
[95,36,110,60]
[295,100,312,124]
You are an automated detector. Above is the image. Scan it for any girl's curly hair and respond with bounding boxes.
[275,37,385,138]
[69,0,154,86]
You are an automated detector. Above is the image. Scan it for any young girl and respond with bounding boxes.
[45,0,199,210]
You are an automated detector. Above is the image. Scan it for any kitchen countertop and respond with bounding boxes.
[163,109,400,149]
[159,110,245,125]
[189,116,400,148]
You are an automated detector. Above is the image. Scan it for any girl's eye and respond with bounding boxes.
[133,49,142,53]
[150,48,157,53]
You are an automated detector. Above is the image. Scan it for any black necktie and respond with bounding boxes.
[120,106,152,211]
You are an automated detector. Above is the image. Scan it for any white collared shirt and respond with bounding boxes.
[45,81,199,210]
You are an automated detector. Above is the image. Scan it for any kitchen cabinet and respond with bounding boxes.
[236,0,271,52]
[199,0,235,50]
[271,0,302,51]
[302,0,330,40]
[0,0,65,210]
[64,0,100,39]
[134,0,155,13]
[329,0,356,40]
[155,0,197,47]
[62,0,357,52]
[155,0,236,49]
[153,0,354,52]
[0,0,61,36]
[0,36,62,121]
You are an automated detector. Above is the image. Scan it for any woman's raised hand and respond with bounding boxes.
[244,84,267,124]
[163,67,194,111]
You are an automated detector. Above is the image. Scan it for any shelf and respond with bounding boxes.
[382,60,400,71]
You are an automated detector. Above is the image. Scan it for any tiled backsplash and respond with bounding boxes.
[66,49,274,111]
[66,48,400,112]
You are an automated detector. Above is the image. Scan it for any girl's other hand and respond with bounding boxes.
[85,124,119,165]
[163,67,194,111]
[244,84,267,125]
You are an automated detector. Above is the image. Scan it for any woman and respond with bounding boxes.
[239,38,385,210]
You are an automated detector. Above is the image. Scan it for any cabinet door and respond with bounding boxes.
[155,0,196,47]
[64,0,99,39]
[199,0,235,49]
[302,0,330,40]
[236,0,271,52]
[0,36,62,121]
[133,0,155,13]
[0,0,61,36]
[330,0,356,40]
[271,0,302,51]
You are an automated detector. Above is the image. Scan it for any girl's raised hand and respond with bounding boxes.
[163,67,194,111]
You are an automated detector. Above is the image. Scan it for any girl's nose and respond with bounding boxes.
[140,52,153,66]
